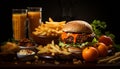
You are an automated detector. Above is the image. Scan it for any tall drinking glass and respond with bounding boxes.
[27,7,42,39]
[12,9,27,41]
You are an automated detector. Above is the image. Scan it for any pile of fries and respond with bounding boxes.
[33,18,66,36]
[36,41,71,56]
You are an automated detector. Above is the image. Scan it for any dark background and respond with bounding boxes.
[0,0,119,44]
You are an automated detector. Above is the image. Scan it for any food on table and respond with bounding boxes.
[73,58,83,64]
[36,20,115,62]
[98,35,114,46]
[0,18,119,64]
[17,49,36,59]
[107,56,120,64]
[17,49,35,55]
[31,18,66,45]
[67,47,82,54]
[82,46,99,62]
[98,35,115,52]
[59,20,96,53]
[95,42,108,57]
[0,42,20,54]
[32,17,66,37]
[36,40,71,56]
[97,52,120,64]
[18,38,36,47]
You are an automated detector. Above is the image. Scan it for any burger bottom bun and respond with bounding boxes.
[68,47,82,54]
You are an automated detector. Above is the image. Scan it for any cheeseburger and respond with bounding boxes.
[59,20,96,50]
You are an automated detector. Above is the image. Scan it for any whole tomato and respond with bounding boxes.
[82,47,99,62]
[97,42,108,57]
[98,35,113,46]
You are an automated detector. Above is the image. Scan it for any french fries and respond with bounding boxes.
[32,17,66,36]
[36,41,71,55]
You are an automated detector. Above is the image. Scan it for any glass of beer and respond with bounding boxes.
[27,7,42,39]
[12,9,27,41]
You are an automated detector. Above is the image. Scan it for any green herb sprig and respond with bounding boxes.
[90,20,115,40]
[91,20,107,38]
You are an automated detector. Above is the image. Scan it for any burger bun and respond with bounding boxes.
[62,20,93,34]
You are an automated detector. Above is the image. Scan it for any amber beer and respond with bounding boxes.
[12,9,27,41]
[27,7,42,38]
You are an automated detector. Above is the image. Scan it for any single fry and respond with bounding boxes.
[49,17,54,22]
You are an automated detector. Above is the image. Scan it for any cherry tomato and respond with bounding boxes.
[98,35,113,46]
[97,42,108,57]
[82,47,99,62]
